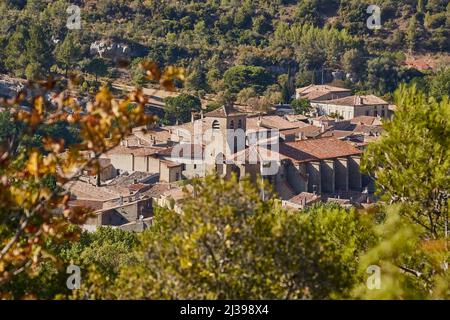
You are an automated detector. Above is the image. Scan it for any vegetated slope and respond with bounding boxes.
[0,0,448,97]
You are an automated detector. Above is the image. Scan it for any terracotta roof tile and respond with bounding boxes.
[280,137,362,163]
[324,95,388,107]
[296,85,351,94]
[246,115,305,131]
[350,116,383,126]
[288,192,321,205]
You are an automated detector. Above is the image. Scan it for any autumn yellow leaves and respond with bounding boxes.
[0,62,184,292]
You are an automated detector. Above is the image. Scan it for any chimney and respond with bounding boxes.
[124,139,129,147]
[200,110,204,120]
[191,112,194,124]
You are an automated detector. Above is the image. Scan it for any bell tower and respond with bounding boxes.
[204,104,247,156]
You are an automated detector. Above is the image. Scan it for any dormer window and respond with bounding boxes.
[212,120,220,130]
[230,120,235,129]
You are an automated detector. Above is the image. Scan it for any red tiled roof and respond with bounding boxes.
[350,116,382,126]
[281,125,322,138]
[288,192,321,205]
[296,85,351,94]
[280,137,362,163]
[285,114,308,122]
[247,115,306,131]
[128,183,151,192]
[324,95,388,107]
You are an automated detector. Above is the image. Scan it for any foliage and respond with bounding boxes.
[163,93,201,125]
[429,67,450,101]
[223,65,273,95]
[55,32,82,76]
[362,85,449,239]
[291,98,311,115]
[0,1,448,97]
[75,175,375,299]
[367,56,400,95]
[352,206,449,299]
[84,58,108,82]
[0,62,184,298]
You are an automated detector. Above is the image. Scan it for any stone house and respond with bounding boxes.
[311,95,389,120]
[295,85,352,101]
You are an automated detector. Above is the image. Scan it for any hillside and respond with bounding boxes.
[0,0,449,101]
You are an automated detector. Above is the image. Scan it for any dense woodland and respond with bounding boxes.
[0,0,449,104]
[0,1,449,300]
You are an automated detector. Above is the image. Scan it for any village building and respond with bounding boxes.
[311,95,390,120]
[295,84,352,101]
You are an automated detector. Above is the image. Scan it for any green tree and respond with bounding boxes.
[4,26,28,77]
[407,15,420,52]
[341,49,366,82]
[61,227,139,279]
[185,63,209,93]
[429,67,450,101]
[236,87,257,104]
[85,58,108,82]
[164,93,202,125]
[130,58,146,87]
[55,32,82,77]
[367,56,399,95]
[362,85,450,239]
[25,23,52,79]
[223,65,272,95]
[352,206,449,300]
[291,98,311,115]
[80,176,374,299]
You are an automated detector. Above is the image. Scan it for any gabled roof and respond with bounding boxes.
[230,145,284,164]
[246,115,307,131]
[296,84,351,94]
[285,114,308,122]
[350,116,383,126]
[324,95,388,107]
[204,105,245,118]
[279,137,362,163]
[287,192,322,206]
[312,115,336,122]
[296,85,352,102]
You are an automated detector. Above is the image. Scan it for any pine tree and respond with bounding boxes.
[55,32,82,77]
[25,24,52,79]
[85,58,108,82]
[4,26,28,77]
[407,15,419,53]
